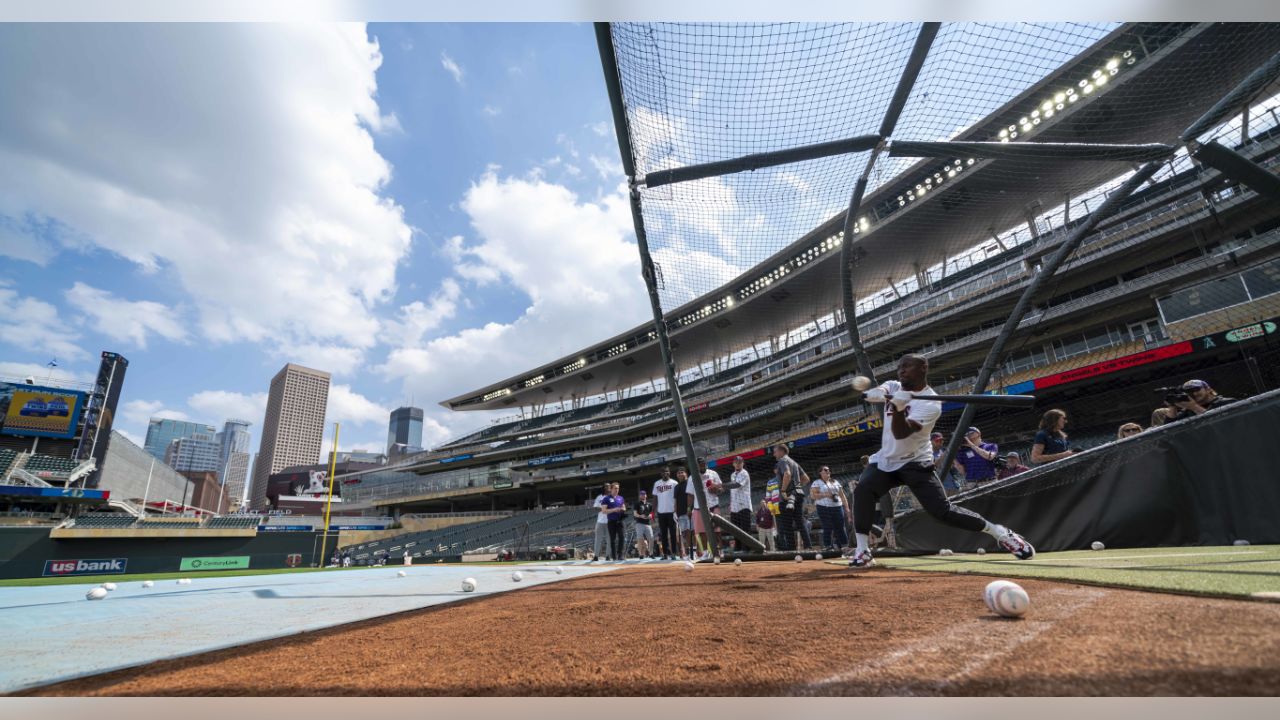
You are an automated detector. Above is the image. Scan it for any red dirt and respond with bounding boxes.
[20,563,1280,696]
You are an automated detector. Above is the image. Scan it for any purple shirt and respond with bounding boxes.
[958,442,998,481]
[601,494,626,522]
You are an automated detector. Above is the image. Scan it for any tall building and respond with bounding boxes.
[223,451,251,512]
[216,418,252,486]
[163,433,221,473]
[248,364,330,510]
[144,418,215,462]
[387,406,424,456]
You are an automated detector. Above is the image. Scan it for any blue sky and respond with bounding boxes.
[0,22,650,457]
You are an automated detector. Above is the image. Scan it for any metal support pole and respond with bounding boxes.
[938,162,1162,477]
[597,23,718,554]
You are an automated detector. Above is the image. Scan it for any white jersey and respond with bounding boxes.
[594,493,609,524]
[870,380,941,472]
[687,471,721,510]
[652,478,679,513]
[728,469,752,513]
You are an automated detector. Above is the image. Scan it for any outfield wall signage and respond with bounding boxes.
[43,558,127,577]
[0,485,110,500]
[180,556,250,571]
[527,453,573,467]
[257,525,313,532]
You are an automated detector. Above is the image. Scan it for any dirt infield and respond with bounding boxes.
[22,563,1280,696]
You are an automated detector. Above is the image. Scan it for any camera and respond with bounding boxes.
[993,455,1009,470]
[1156,386,1188,404]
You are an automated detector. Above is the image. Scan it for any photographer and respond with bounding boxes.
[1157,379,1237,423]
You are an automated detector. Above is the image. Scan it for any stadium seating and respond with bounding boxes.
[205,515,262,529]
[71,515,137,529]
[22,455,79,474]
[136,518,203,529]
[0,448,16,479]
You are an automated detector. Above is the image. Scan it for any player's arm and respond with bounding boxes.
[889,405,922,440]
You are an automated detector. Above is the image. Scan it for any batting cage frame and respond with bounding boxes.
[597,21,1280,554]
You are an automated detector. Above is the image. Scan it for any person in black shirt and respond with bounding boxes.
[674,468,694,559]
[1168,379,1237,421]
[633,490,655,558]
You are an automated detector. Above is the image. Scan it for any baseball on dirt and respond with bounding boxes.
[511,571,523,582]
[734,558,742,566]
[814,553,823,561]
[1091,541,1105,551]
[461,577,477,592]
[851,375,873,392]
[984,580,1030,618]
[86,587,108,601]
[713,557,721,565]
[102,582,117,591]
[795,554,803,563]
[683,561,695,572]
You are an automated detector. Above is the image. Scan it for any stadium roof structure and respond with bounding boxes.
[443,22,1280,412]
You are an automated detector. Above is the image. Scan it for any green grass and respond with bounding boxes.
[0,560,550,587]
[874,545,1280,599]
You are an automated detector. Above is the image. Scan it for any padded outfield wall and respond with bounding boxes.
[895,388,1280,553]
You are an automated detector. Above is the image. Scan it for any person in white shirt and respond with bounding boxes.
[651,467,681,560]
[591,488,610,562]
[725,456,753,545]
[848,354,1036,569]
[809,465,849,552]
[686,458,723,560]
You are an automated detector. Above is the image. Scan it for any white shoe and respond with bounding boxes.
[998,529,1036,560]
[847,549,875,569]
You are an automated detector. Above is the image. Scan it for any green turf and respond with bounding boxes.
[874,545,1280,600]
[0,560,546,587]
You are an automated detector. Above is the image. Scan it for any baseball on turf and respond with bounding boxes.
[984,580,1030,618]
[511,571,523,582]
[141,580,155,588]
[397,570,407,577]
[851,375,873,392]
[683,561,694,571]
[976,548,986,555]
[1090,541,1105,551]
[939,549,953,556]
[102,582,117,591]
[555,567,564,574]
[1234,539,1251,546]
[461,577,478,592]
[177,578,191,585]
[86,587,108,601]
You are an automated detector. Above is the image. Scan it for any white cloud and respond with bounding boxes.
[119,399,190,441]
[377,170,650,446]
[589,121,611,137]
[274,344,366,377]
[0,282,85,360]
[326,383,389,427]
[441,51,464,84]
[589,155,622,181]
[187,390,268,426]
[482,105,501,117]
[0,24,411,359]
[383,278,461,346]
[64,282,188,349]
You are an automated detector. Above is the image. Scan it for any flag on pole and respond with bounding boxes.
[47,359,58,368]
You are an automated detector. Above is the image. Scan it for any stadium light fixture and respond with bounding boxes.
[1106,58,1120,70]
[1083,83,1095,94]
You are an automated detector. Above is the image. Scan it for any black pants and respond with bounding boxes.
[858,463,897,525]
[657,512,679,556]
[776,502,807,551]
[853,461,987,536]
[607,521,625,560]
[730,508,752,532]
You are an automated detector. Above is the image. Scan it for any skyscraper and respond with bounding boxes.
[216,418,253,487]
[387,406,424,456]
[144,418,216,462]
[222,451,251,511]
[248,364,330,510]
[164,433,222,473]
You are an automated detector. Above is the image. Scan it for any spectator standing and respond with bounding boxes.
[686,459,723,561]
[652,467,680,560]
[754,499,776,551]
[809,466,849,552]
[1168,379,1237,420]
[1031,409,1076,465]
[603,483,627,561]
[931,432,963,493]
[674,468,694,560]
[403,550,412,567]
[633,489,655,559]
[998,452,1030,480]
[725,456,754,542]
[591,486,610,562]
[956,426,999,489]
[771,444,810,552]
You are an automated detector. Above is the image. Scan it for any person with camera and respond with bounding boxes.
[1030,409,1076,465]
[956,426,999,490]
[1158,379,1237,423]
[998,452,1030,479]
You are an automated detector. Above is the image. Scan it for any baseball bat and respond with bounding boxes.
[908,393,1036,407]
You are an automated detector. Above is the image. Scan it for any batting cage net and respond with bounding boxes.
[598,22,1280,550]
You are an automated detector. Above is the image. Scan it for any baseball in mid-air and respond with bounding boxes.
[984,580,1030,618]
[86,587,108,601]
[461,577,477,592]
[1091,541,1105,551]
[511,571,523,582]
[851,375,873,392]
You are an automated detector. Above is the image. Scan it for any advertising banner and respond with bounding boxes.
[527,453,572,467]
[180,556,250,571]
[43,558,127,577]
[0,485,109,500]
[0,381,86,439]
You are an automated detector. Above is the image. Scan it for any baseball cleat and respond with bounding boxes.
[847,549,875,569]
[998,529,1036,560]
